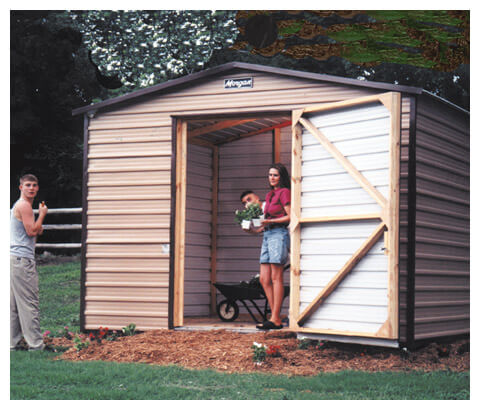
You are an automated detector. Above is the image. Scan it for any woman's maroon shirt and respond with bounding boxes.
[264,187,291,218]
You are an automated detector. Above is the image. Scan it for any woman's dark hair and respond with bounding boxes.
[268,163,290,190]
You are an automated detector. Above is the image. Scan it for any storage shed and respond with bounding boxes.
[73,62,469,349]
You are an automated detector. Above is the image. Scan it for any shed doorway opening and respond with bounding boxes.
[172,113,292,330]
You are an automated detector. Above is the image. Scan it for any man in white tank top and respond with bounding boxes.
[10,174,48,350]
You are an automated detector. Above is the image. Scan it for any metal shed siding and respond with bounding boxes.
[217,133,269,282]
[413,95,470,340]
[90,72,378,121]
[84,124,172,330]
[82,70,383,330]
[184,144,212,316]
[280,125,292,167]
[216,132,291,315]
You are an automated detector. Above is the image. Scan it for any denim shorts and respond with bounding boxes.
[259,227,290,265]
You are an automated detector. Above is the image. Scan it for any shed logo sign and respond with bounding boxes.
[224,77,253,89]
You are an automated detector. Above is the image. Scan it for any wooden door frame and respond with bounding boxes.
[289,92,401,339]
[170,118,188,328]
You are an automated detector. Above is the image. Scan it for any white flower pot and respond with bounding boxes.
[241,220,251,229]
[252,218,262,227]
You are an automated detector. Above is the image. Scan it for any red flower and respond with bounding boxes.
[97,326,109,339]
[266,345,281,357]
[88,332,95,340]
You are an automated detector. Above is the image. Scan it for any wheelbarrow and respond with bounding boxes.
[213,267,290,323]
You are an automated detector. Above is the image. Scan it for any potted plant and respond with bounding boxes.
[241,219,252,230]
[235,203,263,229]
[252,213,264,228]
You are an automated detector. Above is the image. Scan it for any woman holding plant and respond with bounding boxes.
[256,163,291,330]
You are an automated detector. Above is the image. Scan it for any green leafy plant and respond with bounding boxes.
[252,342,282,363]
[251,342,267,363]
[74,334,90,351]
[60,325,74,340]
[106,330,120,341]
[297,338,323,350]
[122,323,137,336]
[235,203,263,225]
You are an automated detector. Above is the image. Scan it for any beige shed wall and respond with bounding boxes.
[83,69,386,331]
[184,144,213,316]
[85,125,172,330]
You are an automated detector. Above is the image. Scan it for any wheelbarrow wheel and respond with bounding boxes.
[217,300,239,322]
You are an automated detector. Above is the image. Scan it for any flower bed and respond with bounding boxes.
[56,329,470,376]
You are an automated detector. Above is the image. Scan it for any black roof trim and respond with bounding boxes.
[72,61,453,116]
[421,90,469,115]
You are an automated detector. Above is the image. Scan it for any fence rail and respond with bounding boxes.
[34,208,82,249]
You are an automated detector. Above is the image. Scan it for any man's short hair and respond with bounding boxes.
[240,190,254,201]
[20,174,38,184]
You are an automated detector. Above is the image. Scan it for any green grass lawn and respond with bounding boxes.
[9,261,470,400]
[38,261,81,334]
[10,350,470,400]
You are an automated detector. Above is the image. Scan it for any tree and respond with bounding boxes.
[10,11,100,206]
[211,10,469,110]
[10,10,240,207]
[71,10,238,93]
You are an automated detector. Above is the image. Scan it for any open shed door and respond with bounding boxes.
[289,92,401,339]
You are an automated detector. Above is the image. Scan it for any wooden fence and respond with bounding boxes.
[34,208,82,249]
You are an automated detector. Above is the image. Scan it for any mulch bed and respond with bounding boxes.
[52,330,470,376]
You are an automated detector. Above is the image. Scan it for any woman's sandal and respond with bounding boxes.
[256,320,283,330]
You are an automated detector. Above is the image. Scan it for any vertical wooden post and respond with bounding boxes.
[387,92,401,339]
[289,114,303,330]
[210,146,219,315]
[174,119,187,327]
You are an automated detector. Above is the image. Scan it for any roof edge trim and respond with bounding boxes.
[421,90,469,115]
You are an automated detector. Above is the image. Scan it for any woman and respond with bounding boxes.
[256,163,291,330]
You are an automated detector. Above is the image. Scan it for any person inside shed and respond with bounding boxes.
[256,163,291,330]
[240,190,265,234]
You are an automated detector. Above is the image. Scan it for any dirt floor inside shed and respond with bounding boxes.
[53,330,469,376]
